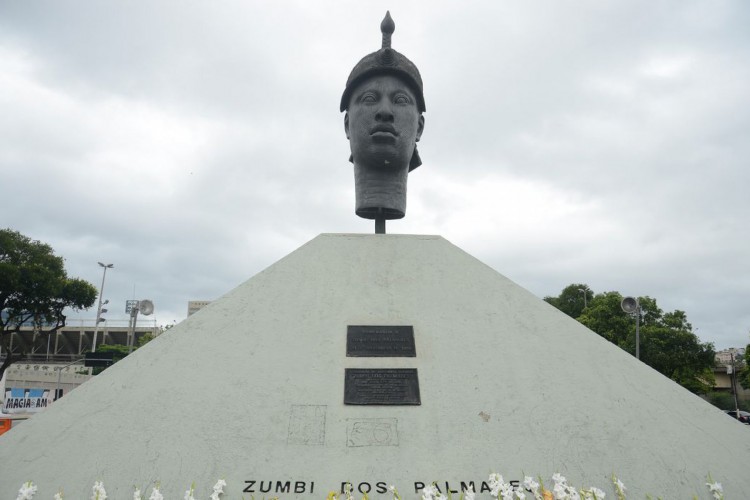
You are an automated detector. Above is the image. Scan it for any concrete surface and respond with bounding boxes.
[0,234,748,498]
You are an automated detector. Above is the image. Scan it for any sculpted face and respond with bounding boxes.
[345,74,424,170]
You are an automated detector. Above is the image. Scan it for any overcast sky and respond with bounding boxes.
[2,1,748,349]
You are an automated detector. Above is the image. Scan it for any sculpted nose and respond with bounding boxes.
[375,102,394,122]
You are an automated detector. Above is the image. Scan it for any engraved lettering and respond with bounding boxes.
[260,481,272,493]
[460,482,476,493]
[276,481,291,493]
[295,482,307,493]
[243,481,256,493]
[346,326,416,357]
[358,482,372,494]
[344,368,420,405]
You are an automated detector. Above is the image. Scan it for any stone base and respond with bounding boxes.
[1,234,749,498]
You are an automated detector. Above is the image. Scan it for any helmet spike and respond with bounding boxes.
[381,11,395,49]
[341,11,425,115]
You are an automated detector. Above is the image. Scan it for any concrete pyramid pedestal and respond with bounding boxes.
[1,234,749,498]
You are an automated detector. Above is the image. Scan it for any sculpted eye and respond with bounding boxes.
[360,92,378,103]
[394,94,411,104]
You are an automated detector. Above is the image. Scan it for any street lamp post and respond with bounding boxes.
[730,348,741,419]
[621,296,641,360]
[54,358,84,401]
[578,288,587,309]
[91,262,113,353]
[126,299,154,353]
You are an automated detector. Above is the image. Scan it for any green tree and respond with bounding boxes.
[89,332,155,375]
[577,291,631,346]
[739,341,750,390]
[638,324,715,393]
[0,229,98,380]
[544,283,592,319]
[705,391,750,412]
[550,283,716,394]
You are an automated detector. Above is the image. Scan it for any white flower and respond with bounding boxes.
[488,474,504,497]
[523,477,542,500]
[148,486,163,500]
[133,488,143,500]
[91,481,107,500]
[488,474,515,500]
[515,488,526,500]
[422,484,438,500]
[16,481,37,500]
[463,484,476,500]
[499,482,515,500]
[550,475,581,500]
[610,475,626,500]
[54,493,64,500]
[552,482,568,500]
[589,487,605,500]
[210,478,227,500]
[614,478,626,494]
[706,480,723,500]
[436,494,448,500]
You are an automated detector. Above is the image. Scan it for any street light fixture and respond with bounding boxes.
[127,299,154,353]
[91,262,113,353]
[621,296,641,360]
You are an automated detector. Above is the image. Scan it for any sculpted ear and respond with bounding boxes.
[415,114,425,142]
[344,113,350,139]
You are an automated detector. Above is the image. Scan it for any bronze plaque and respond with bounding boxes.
[346,325,416,357]
[344,368,421,405]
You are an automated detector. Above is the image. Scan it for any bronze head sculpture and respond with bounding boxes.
[341,12,425,233]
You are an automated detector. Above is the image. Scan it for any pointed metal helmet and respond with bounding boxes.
[340,12,426,170]
[340,12,426,113]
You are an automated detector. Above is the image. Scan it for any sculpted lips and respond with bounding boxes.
[370,124,399,142]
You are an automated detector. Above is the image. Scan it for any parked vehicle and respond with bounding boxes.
[724,409,750,424]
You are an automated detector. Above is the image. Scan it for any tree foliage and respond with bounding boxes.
[0,228,97,379]
[543,283,592,319]
[546,283,716,394]
[92,332,155,375]
[739,342,750,391]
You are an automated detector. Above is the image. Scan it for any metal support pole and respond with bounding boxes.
[375,207,386,234]
[635,303,640,360]
[54,358,84,401]
[127,306,139,354]
[92,262,113,353]
[731,349,740,418]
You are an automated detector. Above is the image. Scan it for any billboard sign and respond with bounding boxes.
[3,388,51,414]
